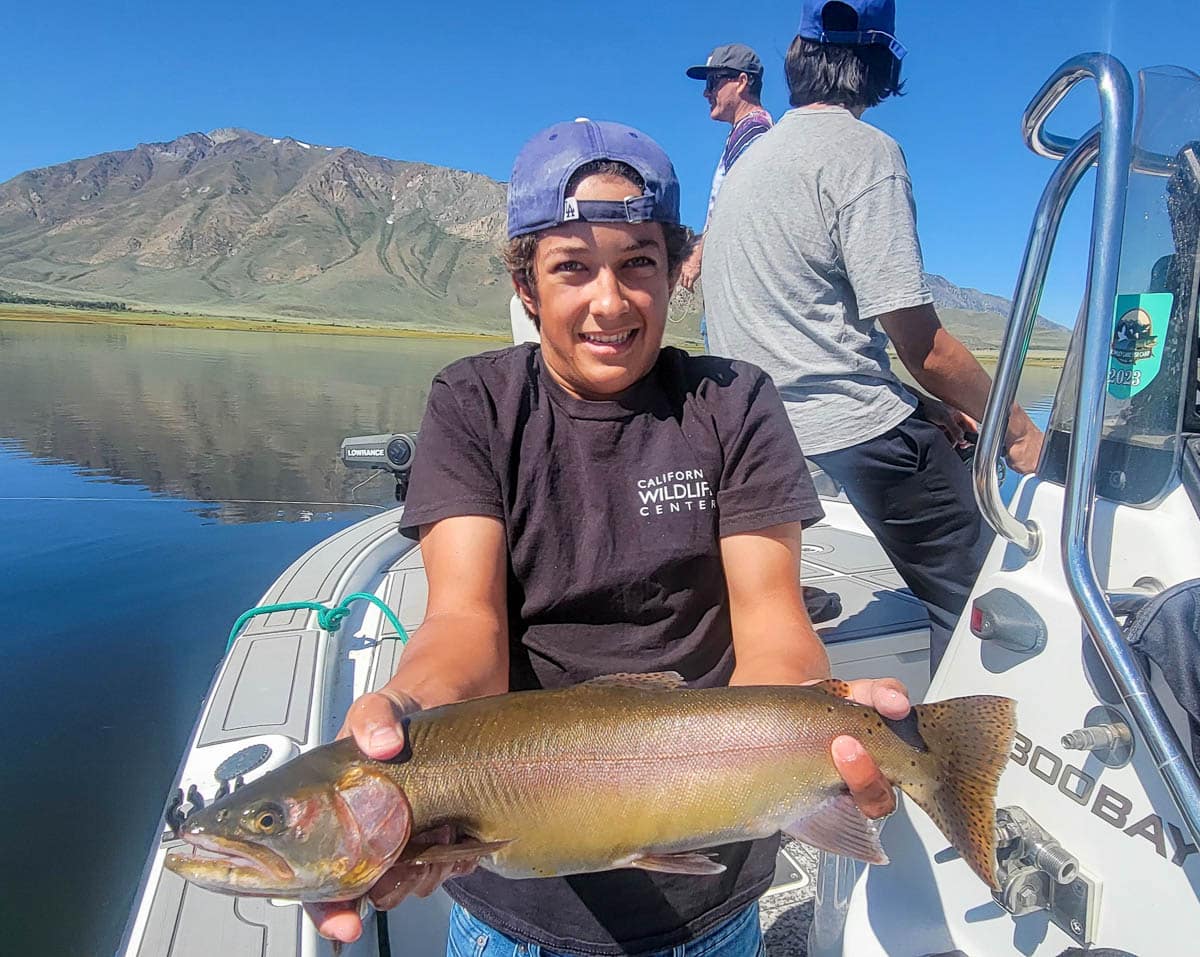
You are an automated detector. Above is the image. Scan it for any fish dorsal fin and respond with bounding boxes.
[629,851,726,875]
[783,792,888,865]
[583,672,687,690]
[807,679,854,699]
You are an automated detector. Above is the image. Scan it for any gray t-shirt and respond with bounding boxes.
[703,106,933,455]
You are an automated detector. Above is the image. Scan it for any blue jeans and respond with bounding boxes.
[446,900,764,957]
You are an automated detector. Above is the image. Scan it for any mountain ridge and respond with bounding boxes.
[0,129,1070,350]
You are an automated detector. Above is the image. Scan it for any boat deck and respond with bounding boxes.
[124,507,930,957]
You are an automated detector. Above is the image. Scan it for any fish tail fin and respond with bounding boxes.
[895,695,1016,891]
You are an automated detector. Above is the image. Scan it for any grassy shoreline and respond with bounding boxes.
[887,348,1066,367]
[0,303,510,344]
[0,302,1066,365]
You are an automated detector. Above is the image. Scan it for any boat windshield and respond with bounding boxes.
[1044,65,1200,506]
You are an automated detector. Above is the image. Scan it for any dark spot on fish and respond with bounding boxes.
[385,717,414,764]
[884,712,928,752]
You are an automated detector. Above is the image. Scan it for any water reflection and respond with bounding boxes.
[0,320,490,521]
[0,320,492,956]
[0,320,1063,523]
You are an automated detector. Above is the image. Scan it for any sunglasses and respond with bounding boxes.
[704,72,741,94]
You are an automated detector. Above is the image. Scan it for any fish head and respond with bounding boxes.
[165,744,412,902]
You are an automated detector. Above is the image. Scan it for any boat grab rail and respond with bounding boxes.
[972,122,1102,555]
[1025,57,1175,178]
[1031,52,1200,847]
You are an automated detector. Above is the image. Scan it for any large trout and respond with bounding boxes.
[166,674,1015,901]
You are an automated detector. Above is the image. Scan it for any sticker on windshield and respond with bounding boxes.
[1107,292,1172,399]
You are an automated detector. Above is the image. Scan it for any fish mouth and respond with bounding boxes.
[165,832,296,889]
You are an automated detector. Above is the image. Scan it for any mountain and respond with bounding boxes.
[924,272,1017,318]
[0,129,513,330]
[922,273,1070,353]
[0,129,1070,350]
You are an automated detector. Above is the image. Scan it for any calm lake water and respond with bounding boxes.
[0,318,1062,956]
[0,320,481,956]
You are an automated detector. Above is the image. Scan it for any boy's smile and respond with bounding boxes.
[517,173,674,401]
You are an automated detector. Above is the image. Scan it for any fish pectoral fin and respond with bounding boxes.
[783,792,889,865]
[582,672,687,690]
[396,838,512,867]
[628,852,727,875]
[806,679,854,699]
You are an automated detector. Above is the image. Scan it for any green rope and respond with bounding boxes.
[226,591,410,651]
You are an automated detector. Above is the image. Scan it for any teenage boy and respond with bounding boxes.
[310,118,911,954]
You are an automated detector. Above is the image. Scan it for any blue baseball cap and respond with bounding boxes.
[797,0,907,61]
[506,119,681,240]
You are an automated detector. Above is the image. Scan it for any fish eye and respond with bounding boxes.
[215,808,229,823]
[244,802,286,835]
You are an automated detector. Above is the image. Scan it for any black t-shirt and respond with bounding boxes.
[400,344,822,954]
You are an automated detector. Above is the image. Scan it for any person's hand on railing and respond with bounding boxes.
[1004,420,1045,475]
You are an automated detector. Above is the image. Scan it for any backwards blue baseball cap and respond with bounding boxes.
[507,119,681,240]
[797,0,907,62]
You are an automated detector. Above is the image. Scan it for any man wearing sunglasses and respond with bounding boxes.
[681,44,773,310]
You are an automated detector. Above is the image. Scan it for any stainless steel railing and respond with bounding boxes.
[1027,61,1175,177]
[971,123,1101,555]
[1041,53,1200,846]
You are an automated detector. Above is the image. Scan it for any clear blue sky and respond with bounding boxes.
[2,0,1197,326]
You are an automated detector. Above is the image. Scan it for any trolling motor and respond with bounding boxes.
[340,432,418,501]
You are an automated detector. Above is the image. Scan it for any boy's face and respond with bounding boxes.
[516,173,673,401]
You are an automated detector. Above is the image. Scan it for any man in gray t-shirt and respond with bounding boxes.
[704,0,1044,670]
